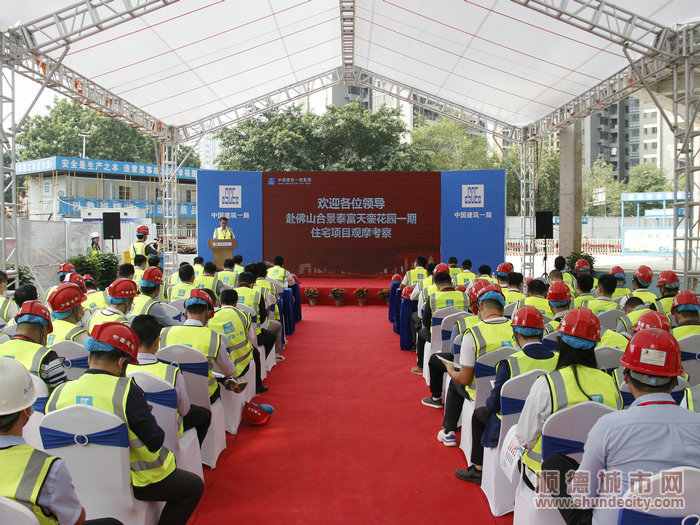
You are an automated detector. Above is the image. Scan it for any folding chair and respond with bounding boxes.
[504,302,517,318]
[513,402,616,525]
[598,309,623,331]
[168,299,187,320]
[679,335,700,385]
[595,346,624,374]
[39,405,161,525]
[51,340,90,380]
[22,375,48,450]
[481,369,547,516]
[423,306,463,386]
[618,466,700,524]
[218,359,256,435]
[614,366,690,408]
[127,371,203,481]
[3,323,17,337]
[0,496,40,525]
[158,302,184,324]
[156,345,226,469]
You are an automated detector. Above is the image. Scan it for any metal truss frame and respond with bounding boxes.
[155,139,179,274]
[519,140,538,277]
[340,0,356,85]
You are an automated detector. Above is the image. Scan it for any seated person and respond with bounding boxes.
[132,255,147,284]
[44,263,76,304]
[167,264,197,302]
[194,262,224,299]
[615,296,651,335]
[503,272,525,305]
[513,278,553,318]
[548,269,575,297]
[655,270,680,315]
[267,255,296,288]
[87,278,137,333]
[47,283,89,345]
[118,263,135,281]
[672,291,700,339]
[46,323,204,525]
[82,274,108,310]
[453,258,476,287]
[586,274,618,315]
[609,266,631,299]
[130,267,179,327]
[620,265,657,308]
[543,281,572,335]
[573,274,595,308]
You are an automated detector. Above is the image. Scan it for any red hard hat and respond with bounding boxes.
[620,328,683,377]
[15,300,53,333]
[468,279,491,314]
[83,274,96,286]
[136,225,149,235]
[108,278,138,299]
[58,263,76,274]
[187,288,215,318]
[243,401,271,426]
[455,285,467,292]
[574,259,591,272]
[511,305,544,330]
[63,272,86,292]
[525,278,533,287]
[291,274,299,282]
[391,274,402,282]
[672,291,700,312]
[48,283,86,313]
[475,283,505,304]
[632,311,671,333]
[657,270,679,288]
[496,262,514,275]
[433,263,450,275]
[557,308,600,342]
[89,322,139,364]
[401,285,414,300]
[634,265,653,285]
[547,281,571,302]
[610,266,626,277]
[142,266,163,285]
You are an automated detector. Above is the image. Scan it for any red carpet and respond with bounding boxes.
[298,276,391,305]
[190,305,513,524]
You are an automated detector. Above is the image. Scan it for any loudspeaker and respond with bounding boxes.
[535,211,553,239]
[102,212,121,240]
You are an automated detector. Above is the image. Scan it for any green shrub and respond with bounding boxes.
[66,253,119,290]
[66,254,99,278]
[565,251,595,274]
[5,264,35,289]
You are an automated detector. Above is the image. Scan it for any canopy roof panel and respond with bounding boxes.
[4,0,699,132]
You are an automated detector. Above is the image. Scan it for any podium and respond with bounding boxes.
[208,239,237,270]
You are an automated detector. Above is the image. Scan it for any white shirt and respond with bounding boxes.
[458,316,508,368]
[135,353,191,416]
[515,375,552,450]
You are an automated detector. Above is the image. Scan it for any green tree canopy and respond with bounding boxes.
[499,144,560,216]
[582,158,624,216]
[627,163,670,193]
[16,98,200,168]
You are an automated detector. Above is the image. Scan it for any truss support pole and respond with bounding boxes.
[519,140,537,277]
[558,121,583,258]
[0,33,20,289]
[157,138,179,278]
[672,25,700,292]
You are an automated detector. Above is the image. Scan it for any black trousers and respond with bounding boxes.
[257,329,275,357]
[443,377,471,432]
[428,352,451,398]
[410,311,420,346]
[132,468,204,525]
[540,453,593,525]
[85,520,122,525]
[416,326,431,367]
[182,404,211,446]
[239,348,264,389]
[470,406,492,466]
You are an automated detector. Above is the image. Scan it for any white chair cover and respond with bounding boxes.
[504,302,517,317]
[51,340,90,380]
[22,375,48,450]
[0,496,40,525]
[679,335,700,385]
[3,323,17,337]
[595,346,624,374]
[474,347,517,408]
[167,299,187,319]
[159,303,183,324]
[218,360,256,435]
[423,306,464,386]
[598,309,624,330]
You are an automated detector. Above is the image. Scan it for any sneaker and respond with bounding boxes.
[275,355,286,362]
[455,465,482,484]
[411,366,423,375]
[421,396,443,409]
[437,429,457,447]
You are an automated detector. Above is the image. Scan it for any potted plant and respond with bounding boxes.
[329,288,346,306]
[354,287,369,306]
[377,288,390,305]
[304,287,320,306]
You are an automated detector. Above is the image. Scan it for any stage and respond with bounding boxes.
[296,275,392,306]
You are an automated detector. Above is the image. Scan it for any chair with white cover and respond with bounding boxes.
[217,359,256,435]
[598,309,623,331]
[0,496,40,525]
[595,346,624,374]
[39,405,161,525]
[513,402,617,525]
[0,331,9,344]
[51,340,90,380]
[617,466,700,524]
[504,302,517,318]
[3,323,17,337]
[423,307,464,386]
[679,334,700,385]
[156,345,226,469]
[544,331,559,343]
[159,302,183,324]
[481,369,548,516]
[167,299,187,320]
[614,366,690,408]
[22,375,48,450]
[127,371,203,481]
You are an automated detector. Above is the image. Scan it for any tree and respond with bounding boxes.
[627,163,670,193]
[582,158,623,216]
[498,144,560,216]
[216,102,431,171]
[16,98,200,168]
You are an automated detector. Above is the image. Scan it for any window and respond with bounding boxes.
[118,186,131,200]
[83,183,97,199]
[185,189,196,202]
[652,142,658,149]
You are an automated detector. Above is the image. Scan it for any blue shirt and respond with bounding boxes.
[577,392,700,524]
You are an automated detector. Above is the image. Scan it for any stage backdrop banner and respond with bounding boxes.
[441,170,506,271]
[262,172,441,275]
[196,170,263,264]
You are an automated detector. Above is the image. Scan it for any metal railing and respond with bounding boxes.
[506,238,622,256]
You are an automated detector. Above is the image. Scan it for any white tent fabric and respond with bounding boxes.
[3,0,698,129]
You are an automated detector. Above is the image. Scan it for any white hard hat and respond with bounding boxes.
[0,357,37,415]
[90,231,100,239]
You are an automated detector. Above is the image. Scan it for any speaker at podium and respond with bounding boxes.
[208,239,237,270]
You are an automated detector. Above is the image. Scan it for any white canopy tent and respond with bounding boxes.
[1,0,698,284]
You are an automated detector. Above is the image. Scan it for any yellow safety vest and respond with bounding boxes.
[160,325,223,396]
[612,286,631,299]
[464,319,514,397]
[194,275,216,293]
[0,444,58,525]
[674,323,700,340]
[127,361,183,436]
[453,271,476,286]
[0,296,15,323]
[214,227,233,239]
[0,339,52,376]
[455,315,480,337]
[169,272,180,286]
[255,278,275,299]
[422,283,438,304]
[87,309,128,334]
[132,267,144,285]
[267,265,289,284]
[515,297,554,318]
[629,289,658,304]
[130,294,159,317]
[429,290,468,312]
[500,350,558,378]
[235,287,262,333]
[406,268,427,286]
[561,272,574,285]
[47,374,176,487]
[617,308,651,333]
[521,365,622,473]
[480,276,498,284]
[44,285,59,305]
[599,329,629,351]
[573,294,595,309]
[655,296,675,315]
[543,318,562,335]
[214,270,238,288]
[46,320,87,346]
[167,282,196,302]
[209,307,253,377]
[587,298,618,316]
[192,264,204,279]
[130,241,146,258]
[448,267,461,278]
[503,289,526,305]
[685,386,700,413]
[82,291,108,310]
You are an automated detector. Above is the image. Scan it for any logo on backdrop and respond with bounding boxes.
[219,185,242,208]
[462,184,484,208]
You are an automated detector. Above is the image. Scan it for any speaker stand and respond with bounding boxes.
[541,238,548,278]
